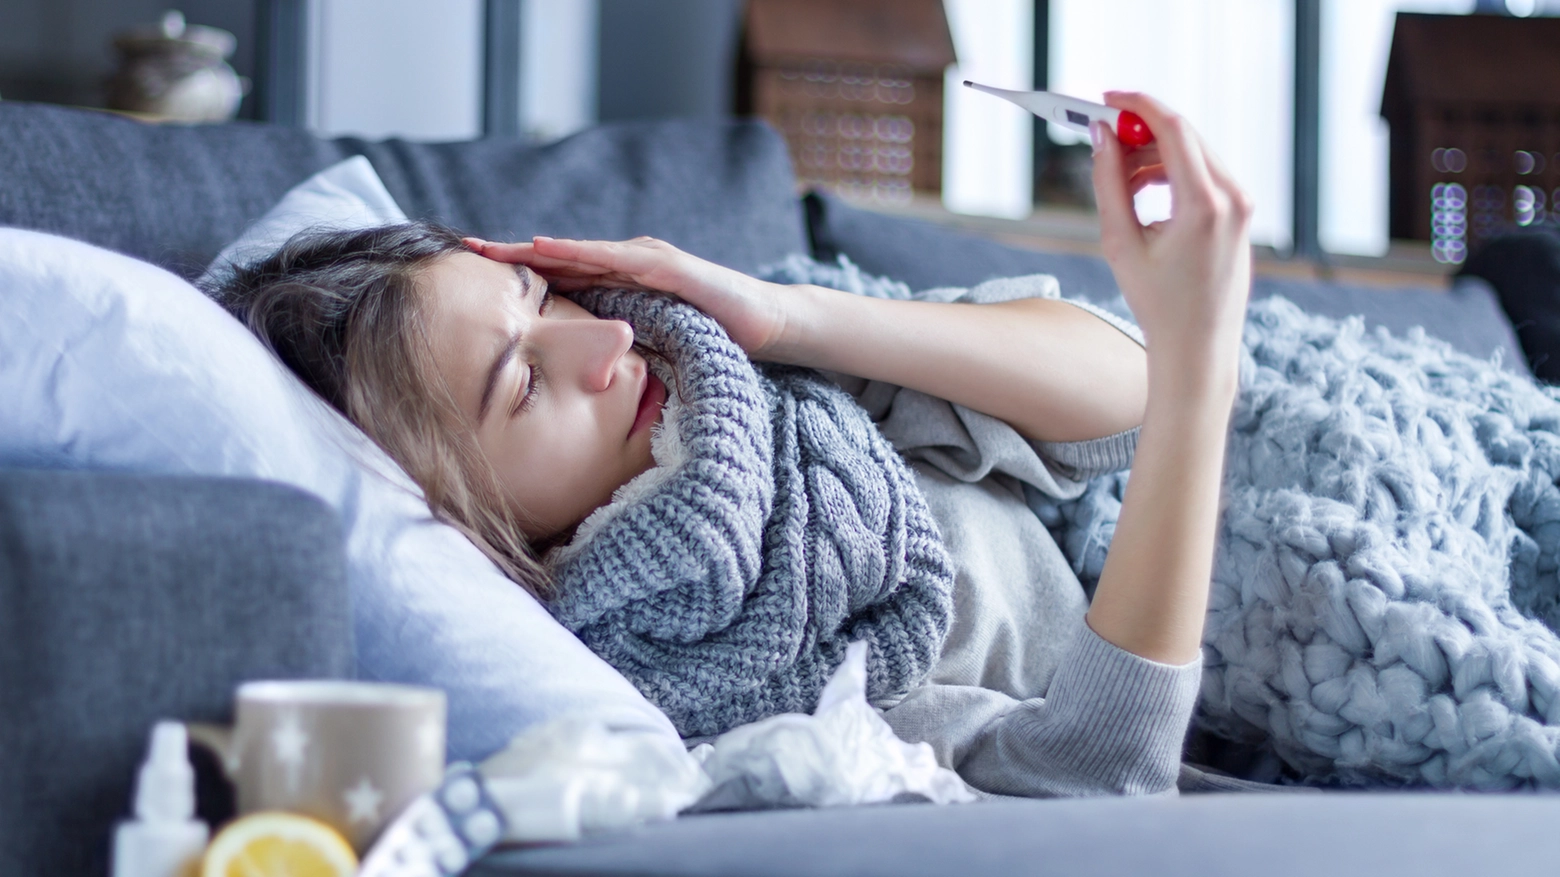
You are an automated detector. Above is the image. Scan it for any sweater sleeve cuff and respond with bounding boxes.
[959,622,1202,797]
[1033,425,1140,480]
[1032,622,1202,793]
[1053,620,1203,742]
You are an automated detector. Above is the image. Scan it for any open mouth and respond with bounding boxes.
[631,372,667,437]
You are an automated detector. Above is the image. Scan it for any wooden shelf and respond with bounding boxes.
[838,192,1454,290]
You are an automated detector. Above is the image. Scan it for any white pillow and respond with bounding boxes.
[200,154,409,287]
[0,225,679,760]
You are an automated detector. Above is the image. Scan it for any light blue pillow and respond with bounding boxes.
[0,200,679,760]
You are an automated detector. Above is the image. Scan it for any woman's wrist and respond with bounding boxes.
[1144,338,1241,405]
[1146,369,1238,414]
[757,282,838,365]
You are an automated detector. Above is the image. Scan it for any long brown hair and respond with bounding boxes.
[210,221,555,599]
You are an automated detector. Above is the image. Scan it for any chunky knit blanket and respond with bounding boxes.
[1038,297,1560,789]
[544,287,956,738]
[766,255,1560,790]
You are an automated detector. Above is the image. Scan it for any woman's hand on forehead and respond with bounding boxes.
[464,235,793,358]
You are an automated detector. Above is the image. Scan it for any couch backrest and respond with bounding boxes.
[0,102,808,280]
[804,191,1531,376]
[0,470,353,877]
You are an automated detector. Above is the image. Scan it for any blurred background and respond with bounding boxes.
[2,0,1556,272]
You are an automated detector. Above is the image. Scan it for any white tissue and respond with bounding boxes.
[481,719,710,844]
[480,642,973,843]
[690,641,975,810]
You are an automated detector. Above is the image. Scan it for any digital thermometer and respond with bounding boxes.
[962,81,1155,148]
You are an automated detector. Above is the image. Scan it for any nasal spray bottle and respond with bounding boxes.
[112,722,209,877]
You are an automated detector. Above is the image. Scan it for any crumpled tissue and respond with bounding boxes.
[689,641,975,810]
[480,641,973,843]
[480,719,708,844]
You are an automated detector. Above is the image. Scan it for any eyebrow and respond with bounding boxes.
[475,267,536,423]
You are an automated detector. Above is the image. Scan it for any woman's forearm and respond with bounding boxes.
[472,238,1146,444]
[1085,359,1237,664]
[770,283,1148,444]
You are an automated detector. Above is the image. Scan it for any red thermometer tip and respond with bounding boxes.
[1116,110,1154,148]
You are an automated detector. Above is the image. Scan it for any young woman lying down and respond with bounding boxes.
[214,92,1560,793]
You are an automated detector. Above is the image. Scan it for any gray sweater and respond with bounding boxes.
[829,274,1202,798]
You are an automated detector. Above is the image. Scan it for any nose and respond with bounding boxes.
[536,316,634,393]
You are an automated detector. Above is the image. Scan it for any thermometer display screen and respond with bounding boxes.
[1065,109,1090,126]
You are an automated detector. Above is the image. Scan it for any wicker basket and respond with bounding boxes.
[737,0,955,203]
[1383,13,1560,264]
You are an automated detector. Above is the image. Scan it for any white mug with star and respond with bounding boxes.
[187,680,446,852]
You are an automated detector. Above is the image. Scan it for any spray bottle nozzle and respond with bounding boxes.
[134,722,196,822]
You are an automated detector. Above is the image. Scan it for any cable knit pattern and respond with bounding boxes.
[1032,295,1560,789]
[545,288,956,738]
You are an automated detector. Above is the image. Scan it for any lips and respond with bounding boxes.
[631,372,667,437]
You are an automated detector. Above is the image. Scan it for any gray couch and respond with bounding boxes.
[3,101,1558,877]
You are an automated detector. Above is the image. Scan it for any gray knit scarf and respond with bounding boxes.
[542,287,956,738]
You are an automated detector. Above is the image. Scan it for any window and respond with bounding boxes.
[1320,0,1473,256]
[942,0,1034,218]
[1048,0,1294,247]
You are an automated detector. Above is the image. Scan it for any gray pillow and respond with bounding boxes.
[0,103,807,279]
[804,191,1529,375]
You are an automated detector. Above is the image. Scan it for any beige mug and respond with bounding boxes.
[187,680,446,852]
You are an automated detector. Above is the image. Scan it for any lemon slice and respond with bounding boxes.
[202,811,358,877]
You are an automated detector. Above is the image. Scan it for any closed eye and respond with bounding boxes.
[480,268,554,424]
[515,364,544,415]
[511,285,556,416]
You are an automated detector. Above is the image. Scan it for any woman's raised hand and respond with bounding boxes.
[1084,94,1253,665]
[465,235,789,357]
[1091,92,1252,390]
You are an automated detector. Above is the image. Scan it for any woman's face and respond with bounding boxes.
[418,251,666,540]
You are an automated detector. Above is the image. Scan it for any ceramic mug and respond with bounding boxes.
[187,680,446,852]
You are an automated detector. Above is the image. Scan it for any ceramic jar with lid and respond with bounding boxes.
[106,10,248,122]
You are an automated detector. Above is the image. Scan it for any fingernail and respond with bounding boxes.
[533,235,554,242]
[1089,122,1105,156]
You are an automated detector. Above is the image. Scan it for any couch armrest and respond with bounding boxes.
[0,469,352,877]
